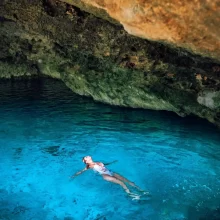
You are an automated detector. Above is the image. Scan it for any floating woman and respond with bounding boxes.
[70,156,149,200]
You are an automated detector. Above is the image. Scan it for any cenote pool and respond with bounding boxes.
[0,78,220,220]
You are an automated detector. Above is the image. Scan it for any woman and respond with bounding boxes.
[70,156,148,199]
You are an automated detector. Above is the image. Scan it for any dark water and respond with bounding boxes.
[0,78,220,220]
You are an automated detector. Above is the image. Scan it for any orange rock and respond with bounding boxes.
[103,51,110,56]
[62,0,220,60]
[167,73,175,78]
[195,74,202,80]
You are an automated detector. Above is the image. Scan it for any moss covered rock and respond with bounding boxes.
[0,0,219,127]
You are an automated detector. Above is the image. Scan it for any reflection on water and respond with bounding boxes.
[0,78,220,220]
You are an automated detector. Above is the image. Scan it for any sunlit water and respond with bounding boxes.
[0,78,220,220]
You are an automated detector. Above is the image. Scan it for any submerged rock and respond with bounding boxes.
[42,146,60,156]
[0,0,219,127]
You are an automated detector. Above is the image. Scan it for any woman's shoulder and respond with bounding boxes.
[96,162,104,166]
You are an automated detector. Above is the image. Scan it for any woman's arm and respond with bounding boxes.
[70,167,88,179]
[103,160,118,166]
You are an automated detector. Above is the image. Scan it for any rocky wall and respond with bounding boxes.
[0,0,219,127]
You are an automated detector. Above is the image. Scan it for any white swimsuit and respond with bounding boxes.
[93,164,113,176]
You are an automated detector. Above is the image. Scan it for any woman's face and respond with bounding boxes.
[83,156,92,164]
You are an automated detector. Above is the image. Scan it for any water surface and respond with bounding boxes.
[0,78,220,220]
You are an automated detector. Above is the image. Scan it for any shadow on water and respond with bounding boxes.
[1,78,219,137]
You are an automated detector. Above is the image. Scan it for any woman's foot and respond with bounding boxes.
[128,192,141,200]
[125,188,130,194]
[138,189,150,194]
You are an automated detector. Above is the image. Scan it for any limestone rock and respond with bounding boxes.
[62,0,220,60]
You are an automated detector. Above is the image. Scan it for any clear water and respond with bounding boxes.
[0,78,220,220]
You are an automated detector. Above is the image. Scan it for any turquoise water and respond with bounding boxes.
[0,78,220,220]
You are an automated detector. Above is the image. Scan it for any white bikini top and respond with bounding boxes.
[93,163,108,174]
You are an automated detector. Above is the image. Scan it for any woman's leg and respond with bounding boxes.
[113,173,142,190]
[102,174,143,200]
[102,174,130,194]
